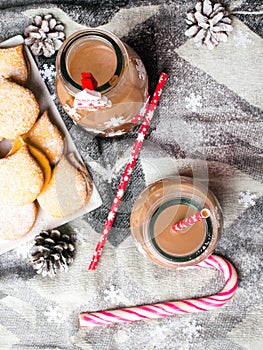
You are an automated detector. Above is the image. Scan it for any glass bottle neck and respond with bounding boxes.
[59,29,127,95]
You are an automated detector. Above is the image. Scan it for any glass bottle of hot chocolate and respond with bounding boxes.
[130,177,223,268]
[56,29,148,137]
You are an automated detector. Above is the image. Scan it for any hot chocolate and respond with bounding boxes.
[130,177,222,268]
[67,40,117,87]
[56,29,148,137]
[153,204,206,256]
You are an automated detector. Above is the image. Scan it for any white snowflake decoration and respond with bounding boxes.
[137,132,145,142]
[138,99,148,117]
[108,210,115,221]
[239,190,257,208]
[233,30,254,48]
[135,58,146,80]
[149,323,173,343]
[126,167,133,176]
[117,189,124,199]
[82,126,105,135]
[72,227,85,244]
[182,320,202,339]
[107,129,126,137]
[103,285,122,303]
[114,329,129,343]
[104,116,125,128]
[146,109,154,120]
[185,93,202,112]
[63,104,81,121]
[50,92,56,101]
[39,63,56,83]
[88,161,117,182]
[44,305,65,324]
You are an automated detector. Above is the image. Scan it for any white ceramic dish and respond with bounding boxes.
[0,35,102,255]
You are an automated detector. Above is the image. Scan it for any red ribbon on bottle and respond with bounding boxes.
[81,72,98,90]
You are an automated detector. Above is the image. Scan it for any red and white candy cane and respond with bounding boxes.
[79,255,238,327]
[171,208,211,233]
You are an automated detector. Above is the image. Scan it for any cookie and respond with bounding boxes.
[38,155,91,218]
[25,111,64,165]
[0,144,44,206]
[0,75,39,139]
[0,202,37,240]
[0,44,29,84]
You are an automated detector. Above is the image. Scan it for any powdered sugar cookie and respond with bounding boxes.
[25,111,65,165]
[0,202,37,240]
[0,75,39,139]
[0,44,29,84]
[0,144,44,206]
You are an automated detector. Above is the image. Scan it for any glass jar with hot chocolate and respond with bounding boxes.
[56,29,148,137]
[130,177,223,268]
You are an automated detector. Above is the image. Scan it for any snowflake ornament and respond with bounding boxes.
[39,63,56,83]
[239,190,257,208]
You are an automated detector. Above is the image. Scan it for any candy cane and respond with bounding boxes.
[79,255,238,327]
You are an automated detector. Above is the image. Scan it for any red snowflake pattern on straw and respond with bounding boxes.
[88,72,168,271]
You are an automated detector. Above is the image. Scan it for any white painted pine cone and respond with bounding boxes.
[185,0,232,50]
[24,14,65,57]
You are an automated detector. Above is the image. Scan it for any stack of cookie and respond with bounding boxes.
[0,44,92,241]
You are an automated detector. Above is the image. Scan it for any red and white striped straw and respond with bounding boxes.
[88,72,168,270]
[80,255,238,327]
[171,208,211,233]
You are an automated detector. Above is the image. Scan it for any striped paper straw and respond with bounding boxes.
[171,208,211,233]
[88,72,168,271]
[80,255,238,327]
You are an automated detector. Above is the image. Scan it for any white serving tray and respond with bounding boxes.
[0,35,102,255]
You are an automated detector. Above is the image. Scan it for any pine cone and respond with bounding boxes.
[24,14,65,57]
[30,229,75,278]
[185,0,232,50]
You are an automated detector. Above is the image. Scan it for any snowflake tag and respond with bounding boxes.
[74,89,112,111]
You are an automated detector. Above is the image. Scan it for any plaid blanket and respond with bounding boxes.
[0,1,262,349]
